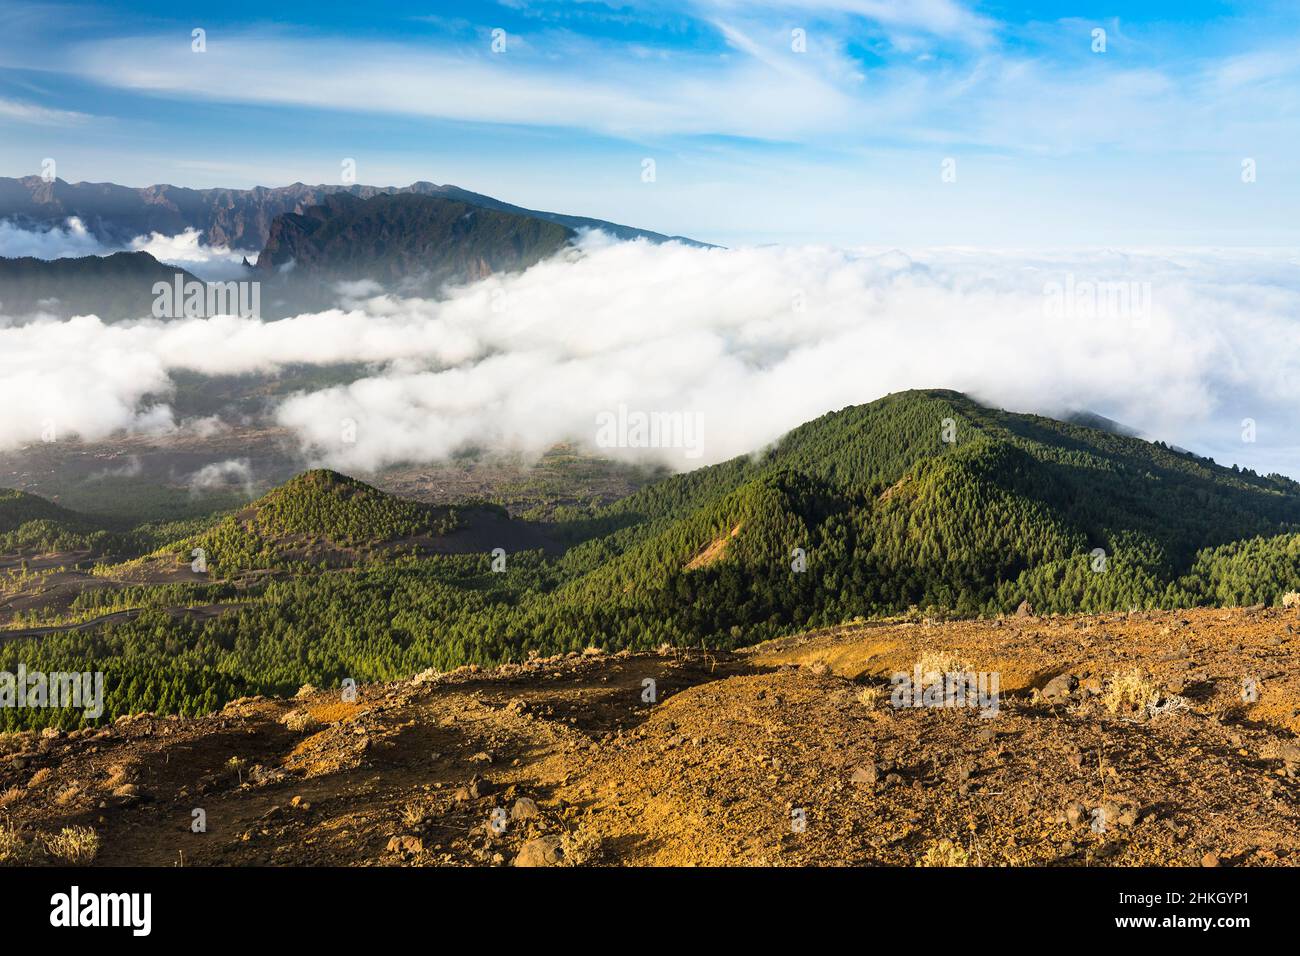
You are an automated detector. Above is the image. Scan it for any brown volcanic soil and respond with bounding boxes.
[2,607,1299,868]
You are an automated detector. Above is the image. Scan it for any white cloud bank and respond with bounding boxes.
[0,217,104,259]
[0,218,255,279]
[128,228,253,280]
[186,458,256,497]
[2,234,1299,477]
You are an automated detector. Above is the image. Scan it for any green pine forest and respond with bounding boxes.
[4,389,1300,729]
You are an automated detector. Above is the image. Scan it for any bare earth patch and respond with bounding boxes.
[1,606,1298,867]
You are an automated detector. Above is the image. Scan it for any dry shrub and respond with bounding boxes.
[26,768,51,790]
[915,650,973,677]
[401,801,430,829]
[1101,668,1161,716]
[0,787,23,808]
[54,784,81,807]
[917,838,970,867]
[0,825,33,865]
[560,826,603,866]
[103,763,134,790]
[279,709,321,733]
[857,685,886,708]
[44,826,100,864]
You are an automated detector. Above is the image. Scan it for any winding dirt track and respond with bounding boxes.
[0,604,237,642]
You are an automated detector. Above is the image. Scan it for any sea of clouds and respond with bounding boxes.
[0,217,254,279]
[1,230,1298,478]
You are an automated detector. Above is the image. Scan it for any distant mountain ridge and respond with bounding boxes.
[0,176,710,250]
[0,189,603,320]
[254,192,575,292]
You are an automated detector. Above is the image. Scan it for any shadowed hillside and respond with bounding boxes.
[0,252,202,322]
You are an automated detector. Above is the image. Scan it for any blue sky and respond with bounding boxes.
[1,0,1298,245]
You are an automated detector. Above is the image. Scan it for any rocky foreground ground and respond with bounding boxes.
[3,605,1300,867]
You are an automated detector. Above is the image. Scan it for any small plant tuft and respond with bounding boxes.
[44,826,100,864]
[917,838,970,867]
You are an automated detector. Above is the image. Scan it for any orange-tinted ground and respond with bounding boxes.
[2,606,1298,867]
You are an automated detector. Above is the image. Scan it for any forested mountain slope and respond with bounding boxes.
[5,390,1300,727]
[253,193,574,291]
[556,389,1300,623]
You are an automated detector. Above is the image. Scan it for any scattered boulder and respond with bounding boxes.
[247,764,287,787]
[455,776,496,801]
[387,835,423,856]
[850,764,879,786]
[1097,801,1124,830]
[514,835,564,867]
[1041,674,1077,702]
[1261,740,1300,778]
[511,797,540,821]
[1015,600,1034,618]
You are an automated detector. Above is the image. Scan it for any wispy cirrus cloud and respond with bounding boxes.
[2,0,1299,244]
[693,0,996,45]
[0,95,89,125]
[52,18,1300,159]
[65,30,859,142]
